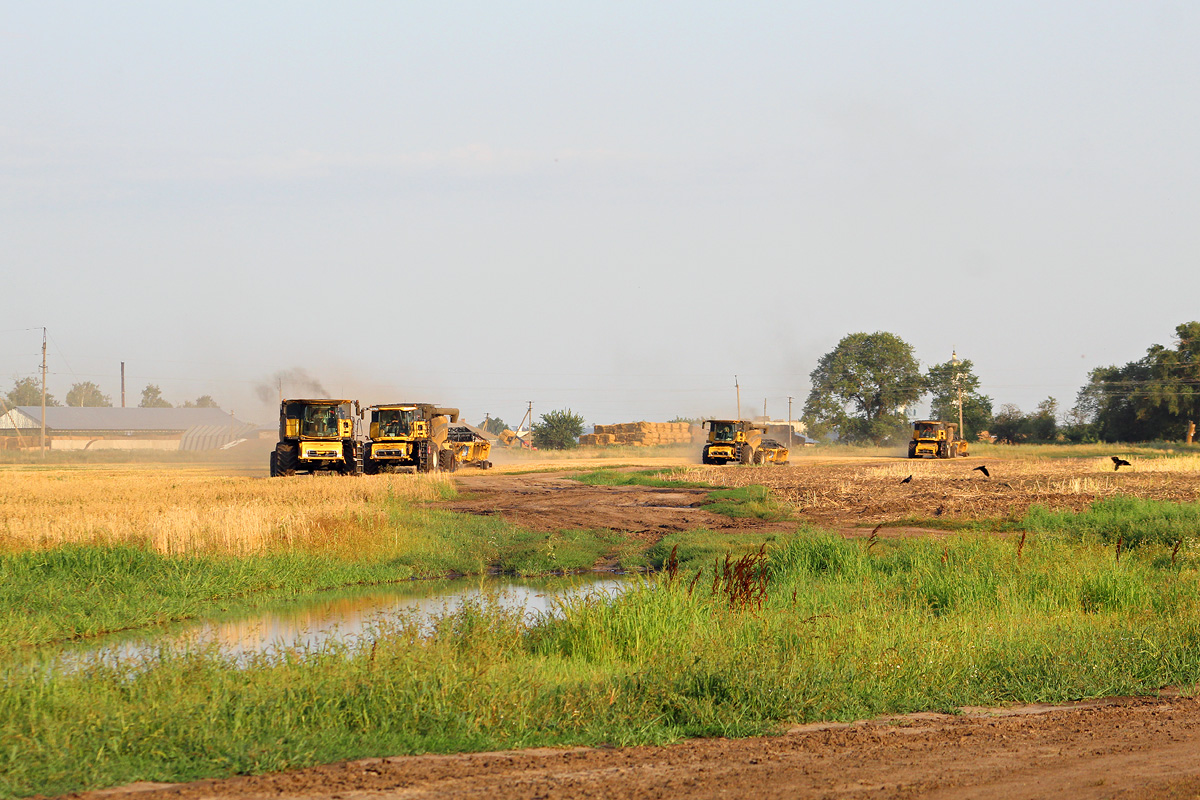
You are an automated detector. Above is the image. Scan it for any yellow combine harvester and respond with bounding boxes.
[701,419,789,465]
[270,398,362,476]
[362,403,462,473]
[908,420,969,459]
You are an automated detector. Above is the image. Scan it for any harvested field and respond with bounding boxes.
[671,455,1200,529]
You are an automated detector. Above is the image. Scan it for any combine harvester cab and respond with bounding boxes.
[908,420,969,459]
[362,404,461,474]
[701,419,785,465]
[270,399,363,476]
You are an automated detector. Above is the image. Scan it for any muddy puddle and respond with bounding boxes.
[20,574,631,674]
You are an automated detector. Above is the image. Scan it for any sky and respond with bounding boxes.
[3,1,1198,428]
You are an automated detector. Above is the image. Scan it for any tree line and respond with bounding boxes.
[3,378,220,410]
[801,322,1200,445]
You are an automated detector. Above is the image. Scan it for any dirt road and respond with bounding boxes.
[78,695,1200,800]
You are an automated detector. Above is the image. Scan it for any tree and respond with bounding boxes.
[1029,397,1059,442]
[65,382,112,407]
[1143,321,1200,439]
[989,403,1028,443]
[531,409,585,450]
[1072,322,1200,442]
[182,395,220,409]
[139,384,173,408]
[481,416,509,435]
[802,332,924,444]
[5,377,59,408]
[925,356,993,438]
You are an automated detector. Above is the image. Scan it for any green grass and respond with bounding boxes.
[571,469,788,521]
[0,495,642,649]
[7,530,1200,797]
[1021,497,1200,547]
[703,486,791,521]
[571,467,712,488]
[883,496,1200,546]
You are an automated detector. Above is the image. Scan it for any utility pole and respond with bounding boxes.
[952,350,964,440]
[120,362,126,408]
[735,375,741,421]
[763,398,767,421]
[40,328,47,457]
[787,396,794,449]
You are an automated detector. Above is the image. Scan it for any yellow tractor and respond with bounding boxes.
[270,399,362,476]
[701,419,787,465]
[908,420,969,459]
[362,404,461,474]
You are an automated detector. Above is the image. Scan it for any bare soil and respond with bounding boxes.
[74,694,1200,800]
[444,473,798,541]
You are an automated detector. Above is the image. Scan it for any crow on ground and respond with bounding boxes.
[973,465,990,478]
[1112,456,1132,471]
[900,474,913,484]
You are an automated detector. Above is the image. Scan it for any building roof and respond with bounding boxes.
[0,406,254,433]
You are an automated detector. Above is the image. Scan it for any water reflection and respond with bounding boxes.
[30,574,631,674]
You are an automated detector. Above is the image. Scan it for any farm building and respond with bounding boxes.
[0,406,260,451]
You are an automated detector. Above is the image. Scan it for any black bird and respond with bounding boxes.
[1112,456,1132,471]
[973,465,990,478]
[900,474,913,484]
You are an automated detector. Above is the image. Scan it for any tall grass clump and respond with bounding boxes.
[1021,497,1200,547]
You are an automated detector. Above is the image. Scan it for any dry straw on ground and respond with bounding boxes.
[675,455,1200,527]
[0,468,451,555]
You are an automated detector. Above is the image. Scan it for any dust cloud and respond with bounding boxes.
[254,369,329,403]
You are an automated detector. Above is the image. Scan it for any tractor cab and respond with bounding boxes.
[370,406,426,441]
[281,400,355,441]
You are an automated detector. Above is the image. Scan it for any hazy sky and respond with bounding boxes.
[3,1,1198,427]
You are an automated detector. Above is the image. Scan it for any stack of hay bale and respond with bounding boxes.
[579,422,704,447]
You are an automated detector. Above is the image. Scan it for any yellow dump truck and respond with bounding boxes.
[908,420,968,459]
[702,419,787,465]
[362,404,461,474]
[270,398,362,476]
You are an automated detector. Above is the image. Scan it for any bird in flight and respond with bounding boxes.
[900,475,913,484]
[1111,456,1132,471]
[973,465,990,478]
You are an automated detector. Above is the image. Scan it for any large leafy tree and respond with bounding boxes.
[1144,321,1200,438]
[925,356,993,438]
[531,409,585,450]
[5,377,59,407]
[66,382,112,407]
[139,384,173,408]
[802,332,924,444]
[1074,322,1200,442]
